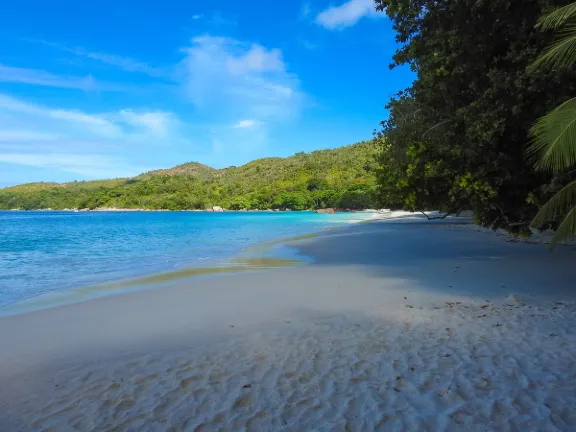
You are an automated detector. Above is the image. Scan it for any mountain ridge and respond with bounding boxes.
[0,141,379,210]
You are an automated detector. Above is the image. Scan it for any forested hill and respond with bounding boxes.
[0,141,378,211]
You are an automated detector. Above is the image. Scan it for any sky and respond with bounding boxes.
[0,0,413,187]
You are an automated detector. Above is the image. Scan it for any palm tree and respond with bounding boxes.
[529,2,576,248]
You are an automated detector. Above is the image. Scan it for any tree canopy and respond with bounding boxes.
[529,2,576,247]
[374,0,576,235]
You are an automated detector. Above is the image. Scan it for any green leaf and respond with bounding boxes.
[530,24,576,71]
[550,206,576,248]
[536,3,576,31]
[531,180,576,226]
[528,97,576,172]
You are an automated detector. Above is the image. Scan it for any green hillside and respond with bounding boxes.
[0,141,378,211]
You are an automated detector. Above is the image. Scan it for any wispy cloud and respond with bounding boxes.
[299,39,319,50]
[0,94,122,137]
[114,110,178,136]
[81,51,165,77]
[38,40,166,77]
[179,35,304,156]
[316,0,379,30]
[181,36,303,119]
[0,130,62,142]
[301,2,312,18]
[0,93,187,179]
[226,44,285,75]
[1,32,307,182]
[0,64,99,91]
[0,153,144,179]
[181,35,306,158]
[233,119,261,128]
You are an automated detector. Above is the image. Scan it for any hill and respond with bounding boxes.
[138,162,215,179]
[0,141,378,211]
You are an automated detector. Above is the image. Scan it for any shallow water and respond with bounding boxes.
[0,211,369,307]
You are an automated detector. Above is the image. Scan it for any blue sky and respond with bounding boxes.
[0,0,413,187]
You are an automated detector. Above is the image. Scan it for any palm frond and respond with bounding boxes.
[530,25,576,71]
[550,206,576,248]
[531,180,576,227]
[528,97,576,172]
[536,3,576,31]
[422,119,451,138]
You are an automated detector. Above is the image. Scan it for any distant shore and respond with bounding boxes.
[4,207,387,213]
[1,214,575,430]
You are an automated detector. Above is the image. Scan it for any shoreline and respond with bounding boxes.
[0,210,560,319]
[2,215,575,430]
[0,213,376,316]
[0,211,468,317]
[2,208,383,213]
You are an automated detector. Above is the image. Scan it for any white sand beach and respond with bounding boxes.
[1,215,576,431]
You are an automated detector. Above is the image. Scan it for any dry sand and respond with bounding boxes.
[1,215,576,431]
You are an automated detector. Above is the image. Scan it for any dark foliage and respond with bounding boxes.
[375,0,576,233]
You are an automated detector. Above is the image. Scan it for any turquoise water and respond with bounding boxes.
[0,211,370,307]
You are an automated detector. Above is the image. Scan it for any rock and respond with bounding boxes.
[212,206,224,212]
[506,294,525,306]
[315,208,336,214]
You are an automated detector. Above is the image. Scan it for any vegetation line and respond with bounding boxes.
[373,0,576,244]
[0,142,379,211]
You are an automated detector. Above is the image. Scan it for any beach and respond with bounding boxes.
[1,216,576,431]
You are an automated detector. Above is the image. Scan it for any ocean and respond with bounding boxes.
[0,211,371,309]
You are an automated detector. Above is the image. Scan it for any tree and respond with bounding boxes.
[338,183,376,209]
[529,3,576,247]
[306,178,329,192]
[311,189,339,209]
[229,196,251,210]
[273,191,311,210]
[375,0,576,233]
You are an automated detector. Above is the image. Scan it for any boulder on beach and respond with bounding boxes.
[212,206,224,212]
[506,293,525,306]
[315,208,336,214]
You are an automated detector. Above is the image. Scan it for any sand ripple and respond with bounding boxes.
[4,300,576,431]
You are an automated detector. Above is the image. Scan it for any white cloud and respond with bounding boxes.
[2,34,306,180]
[226,45,285,75]
[0,65,99,90]
[0,93,186,179]
[82,51,164,77]
[299,39,319,50]
[0,94,48,116]
[316,0,379,30]
[38,40,165,77]
[0,130,61,142]
[178,36,305,158]
[51,109,121,135]
[192,14,203,20]
[301,2,312,18]
[115,110,177,136]
[233,119,261,128]
[0,94,122,138]
[0,153,143,179]
[181,36,303,120]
